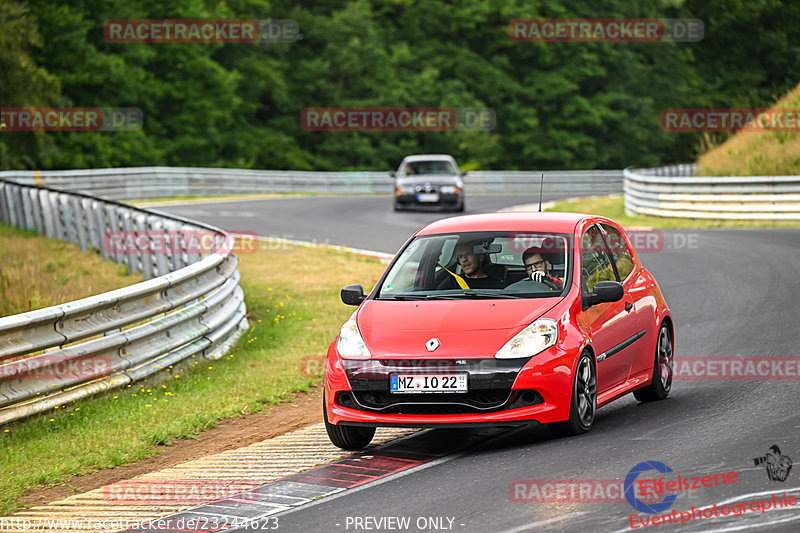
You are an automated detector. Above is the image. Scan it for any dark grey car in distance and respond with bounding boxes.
[391,154,466,212]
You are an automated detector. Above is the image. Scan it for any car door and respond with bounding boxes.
[599,223,653,380]
[577,225,638,392]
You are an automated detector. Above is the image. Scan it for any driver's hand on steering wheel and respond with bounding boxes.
[530,271,544,282]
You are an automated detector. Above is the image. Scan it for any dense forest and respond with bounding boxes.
[1,0,798,171]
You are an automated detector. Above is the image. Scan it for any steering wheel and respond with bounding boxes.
[530,271,559,291]
[539,276,559,291]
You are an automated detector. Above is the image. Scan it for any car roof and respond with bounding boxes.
[415,212,598,235]
[400,154,457,163]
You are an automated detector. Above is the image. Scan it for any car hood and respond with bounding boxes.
[356,298,561,359]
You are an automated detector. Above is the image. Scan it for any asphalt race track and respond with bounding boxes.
[156,194,565,253]
[162,195,800,532]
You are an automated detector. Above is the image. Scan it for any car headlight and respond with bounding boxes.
[440,186,456,194]
[495,319,558,359]
[337,319,371,359]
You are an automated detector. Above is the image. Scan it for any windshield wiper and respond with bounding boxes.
[445,291,522,299]
[378,294,430,300]
[379,292,523,300]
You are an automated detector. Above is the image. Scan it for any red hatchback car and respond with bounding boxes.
[323,212,674,449]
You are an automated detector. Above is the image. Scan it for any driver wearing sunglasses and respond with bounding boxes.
[523,248,563,289]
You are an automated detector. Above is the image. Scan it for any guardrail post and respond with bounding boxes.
[134,211,153,280]
[7,184,22,228]
[83,198,100,253]
[103,203,123,264]
[20,187,34,231]
[182,222,202,266]
[29,188,44,234]
[54,193,69,241]
[163,219,181,271]
[0,182,9,225]
[149,215,169,277]
[61,194,79,244]
[74,196,89,250]
[39,189,55,238]
[119,207,138,274]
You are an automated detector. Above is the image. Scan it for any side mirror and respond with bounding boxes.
[585,281,623,307]
[389,171,396,178]
[461,171,468,177]
[341,284,367,306]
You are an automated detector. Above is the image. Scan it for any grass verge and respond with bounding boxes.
[546,195,800,228]
[697,82,800,176]
[0,224,142,317]
[0,241,386,516]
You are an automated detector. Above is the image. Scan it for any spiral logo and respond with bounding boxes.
[624,461,678,514]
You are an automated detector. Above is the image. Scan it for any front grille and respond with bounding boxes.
[337,389,543,415]
[344,358,526,392]
[339,358,538,415]
[359,389,510,409]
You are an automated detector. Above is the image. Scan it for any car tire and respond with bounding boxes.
[549,351,596,437]
[323,394,376,450]
[633,324,673,402]
[393,201,402,211]
[455,199,465,212]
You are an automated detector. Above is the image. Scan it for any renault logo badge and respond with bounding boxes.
[425,338,440,352]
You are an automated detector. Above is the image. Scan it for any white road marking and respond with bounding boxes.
[495,512,592,533]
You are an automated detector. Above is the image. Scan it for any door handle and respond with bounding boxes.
[625,302,633,311]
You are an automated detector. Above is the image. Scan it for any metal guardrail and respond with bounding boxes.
[624,164,800,220]
[0,167,624,200]
[0,179,248,425]
[465,170,622,195]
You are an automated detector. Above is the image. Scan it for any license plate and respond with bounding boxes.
[390,373,467,393]
[417,193,439,203]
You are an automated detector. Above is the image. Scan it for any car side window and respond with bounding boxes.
[600,224,635,282]
[581,226,617,292]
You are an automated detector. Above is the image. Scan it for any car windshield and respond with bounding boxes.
[402,160,456,175]
[377,231,572,299]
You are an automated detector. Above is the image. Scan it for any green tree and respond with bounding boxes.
[0,0,60,169]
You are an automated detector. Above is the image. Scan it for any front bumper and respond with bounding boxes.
[324,345,575,427]
[395,192,462,207]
